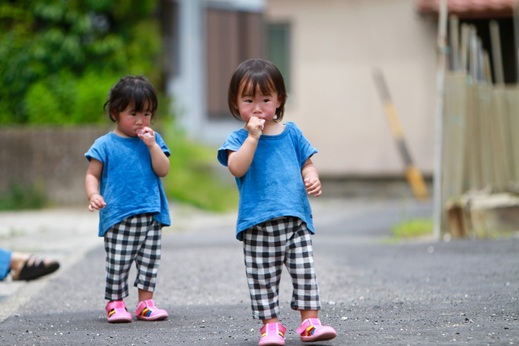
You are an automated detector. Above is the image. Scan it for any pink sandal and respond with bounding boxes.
[105,300,132,323]
[135,299,168,321]
[259,322,286,346]
[296,318,337,342]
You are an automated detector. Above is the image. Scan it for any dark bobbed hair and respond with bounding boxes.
[104,76,158,122]
[227,58,287,121]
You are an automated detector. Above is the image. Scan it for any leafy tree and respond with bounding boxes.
[0,0,162,124]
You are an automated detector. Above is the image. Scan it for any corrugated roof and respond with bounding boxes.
[417,0,517,18]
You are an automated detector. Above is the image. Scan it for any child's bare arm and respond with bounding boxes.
[148,143,170,177]
[137,127,170,177]
[302,158,322,197]
[85,159,106,211]
[227,137,258,177]
[227,117,264,177]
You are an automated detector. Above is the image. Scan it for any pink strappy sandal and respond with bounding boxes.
[135,299,168,321]
[296,318,337,342]
[259,322,286,346]
[105,300,132,323]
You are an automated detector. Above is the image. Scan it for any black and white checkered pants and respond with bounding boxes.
[243,216,321,320]
[104,213,162,301]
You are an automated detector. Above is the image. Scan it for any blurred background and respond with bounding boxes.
[1,0,518,238]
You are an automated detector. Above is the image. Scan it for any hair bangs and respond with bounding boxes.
[130,89,157,114]
[239,71,277,97]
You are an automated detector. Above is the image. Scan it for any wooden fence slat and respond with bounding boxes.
[506,88,519,184]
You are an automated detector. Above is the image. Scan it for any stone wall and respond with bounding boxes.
[0,126,111,206]
[0,127,433,208]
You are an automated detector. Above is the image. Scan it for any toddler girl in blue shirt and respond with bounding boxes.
[218,59,337,345]
[85,76,170,323]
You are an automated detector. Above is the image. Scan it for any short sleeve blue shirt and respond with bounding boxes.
[217,122,318,241]
[85,132,171,236]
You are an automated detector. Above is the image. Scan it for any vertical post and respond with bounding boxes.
[469,27,478,82]
[514,1,519,82]
[490,20,504,85]
[449,15,459,71]
[433,0,448,241]
[460,23,470,73]
[373,69,429,200]
[172,0,205,138]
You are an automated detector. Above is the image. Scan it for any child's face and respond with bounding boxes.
[236,83,280,123]
[114,105,152,137]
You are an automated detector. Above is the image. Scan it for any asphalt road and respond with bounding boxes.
[0,198,517,345]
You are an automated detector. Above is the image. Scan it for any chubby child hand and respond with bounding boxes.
[245,117,265,139]
[136,126,156,146]
[88,193,107,212]
[304,177,322,197]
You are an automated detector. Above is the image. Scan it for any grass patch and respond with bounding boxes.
[0,182,46,211]
[162,124,238,212]
[391,218,433,239]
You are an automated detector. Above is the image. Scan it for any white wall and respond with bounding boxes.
[266,0,438,176]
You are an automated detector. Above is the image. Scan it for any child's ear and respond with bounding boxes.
[110,111,119,122]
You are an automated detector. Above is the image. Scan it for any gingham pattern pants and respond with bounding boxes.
[243,216,321,320]
[104,214,162,301]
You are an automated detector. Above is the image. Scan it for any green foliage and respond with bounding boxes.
[72,72,116,124]
[24,71,116,124]
[0,182,46,211]
[162,123,239,212]
[0,0,161,124]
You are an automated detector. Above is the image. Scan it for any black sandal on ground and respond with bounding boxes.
[13,256,60,281]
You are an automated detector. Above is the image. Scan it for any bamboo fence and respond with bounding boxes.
[440,16,519,238]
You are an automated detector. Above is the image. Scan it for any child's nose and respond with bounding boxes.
[136,114,147,123]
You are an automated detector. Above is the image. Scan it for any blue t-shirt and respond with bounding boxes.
[0,248,11,280]
[85,132,171,236]
[217,122,318,241]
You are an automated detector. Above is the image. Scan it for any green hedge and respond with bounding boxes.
[0,0,161,125]
[24,71,116,125]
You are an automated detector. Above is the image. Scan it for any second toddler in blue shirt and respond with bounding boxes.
[218,58,337,346]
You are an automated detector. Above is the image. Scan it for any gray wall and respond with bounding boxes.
[0,127,111,207]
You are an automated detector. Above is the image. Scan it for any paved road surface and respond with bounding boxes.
[0,198,517,345]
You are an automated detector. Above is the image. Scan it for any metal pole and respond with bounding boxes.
[433,0,449,241]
